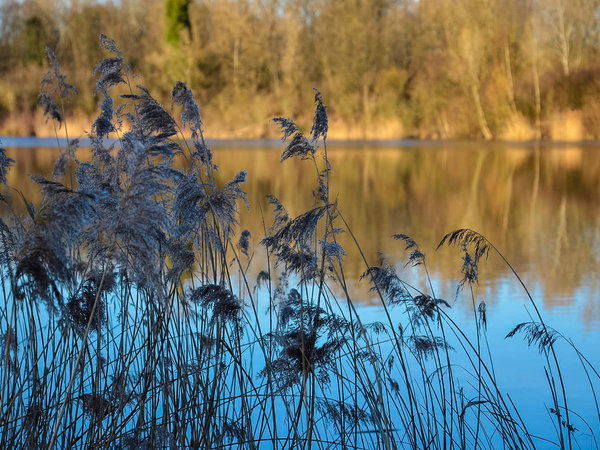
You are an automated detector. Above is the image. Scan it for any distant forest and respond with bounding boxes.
[1,0,600,140]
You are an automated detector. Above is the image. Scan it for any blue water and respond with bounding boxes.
[1,138,599,447]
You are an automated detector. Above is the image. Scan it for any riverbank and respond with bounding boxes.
[2,108,599,142]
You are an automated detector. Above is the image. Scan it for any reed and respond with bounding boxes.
[0,35,597,449]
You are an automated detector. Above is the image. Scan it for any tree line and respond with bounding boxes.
[1,0,599,140]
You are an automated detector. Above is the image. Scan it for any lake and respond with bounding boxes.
[4,139,599,318]
[2,137,600,446]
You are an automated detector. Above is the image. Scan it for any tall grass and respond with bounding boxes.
[0,35,598,449]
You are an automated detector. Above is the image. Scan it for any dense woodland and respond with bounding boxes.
[1,0,600,140]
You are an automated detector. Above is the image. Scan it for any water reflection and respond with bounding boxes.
[4,143,600,326]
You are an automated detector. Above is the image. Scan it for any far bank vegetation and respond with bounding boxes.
[1,0,600,141]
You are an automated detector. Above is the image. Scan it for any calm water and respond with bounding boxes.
[5,141,599,318]
[3,139,600,444]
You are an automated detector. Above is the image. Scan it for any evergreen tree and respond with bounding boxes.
[166,0,191,45]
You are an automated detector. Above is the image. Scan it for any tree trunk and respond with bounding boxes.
[556,0,570,76]
[233,37,240,94]
[471,83,493,140]
[504,38,517,113]
[531,33,542,140]
[362,80,371,138]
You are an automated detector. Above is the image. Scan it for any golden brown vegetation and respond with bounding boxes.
[2,0,600,140]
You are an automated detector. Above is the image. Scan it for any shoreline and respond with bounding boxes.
[3,135,600,149]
